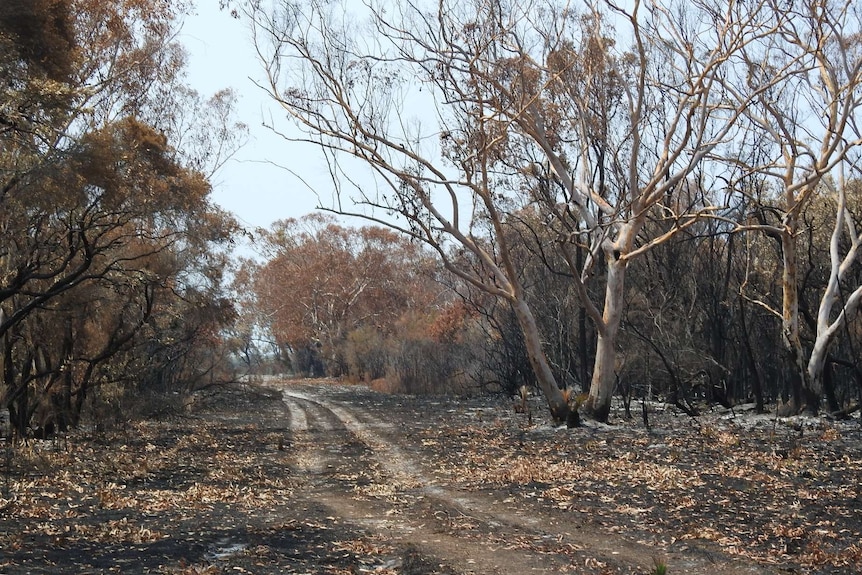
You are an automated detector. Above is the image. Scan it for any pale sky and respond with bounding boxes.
[180,1,329,232]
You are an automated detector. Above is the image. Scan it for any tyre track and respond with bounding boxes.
[276,383,779,575]
[281,394,308,432]
[280,392,371,480]
[280,386,576,573]
[284,389,429,491]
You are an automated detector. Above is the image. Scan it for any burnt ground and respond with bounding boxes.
[1,379,860,574]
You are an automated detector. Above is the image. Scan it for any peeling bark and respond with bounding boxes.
[780,227,816,413]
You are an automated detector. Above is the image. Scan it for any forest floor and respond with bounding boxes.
[1,379,861,575]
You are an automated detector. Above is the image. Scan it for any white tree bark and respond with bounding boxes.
[731,0,862,413]
[585,250,627,421]
[807,176,862,410]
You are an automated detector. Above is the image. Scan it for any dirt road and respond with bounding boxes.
[276,382,781,574]
[4,380,857,574]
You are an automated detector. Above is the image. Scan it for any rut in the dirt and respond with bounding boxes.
[277,383,781,575]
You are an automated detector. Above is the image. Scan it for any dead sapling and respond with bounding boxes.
[642,397,651,433]
[514,385,532,426]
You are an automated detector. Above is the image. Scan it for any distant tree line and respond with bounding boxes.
[242,198,862,422]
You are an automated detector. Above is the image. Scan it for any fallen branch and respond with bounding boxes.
[828,403,860,420]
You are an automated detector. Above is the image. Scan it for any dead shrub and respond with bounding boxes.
[384,337,458,395]
[369,377,404,394]
[344,326,388,383]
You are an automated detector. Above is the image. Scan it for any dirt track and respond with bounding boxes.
[276,382,784,574]
[2,379,859,574]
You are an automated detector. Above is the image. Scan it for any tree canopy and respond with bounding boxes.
[248,0,862,422]
[0,0,245,437]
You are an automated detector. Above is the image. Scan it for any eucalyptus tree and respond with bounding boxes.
[0,0,244,435]
[253,214,436,377]
[726,0,862,413]
[251,0,787,421]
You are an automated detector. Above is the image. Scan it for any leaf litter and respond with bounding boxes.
[0,380,860,574]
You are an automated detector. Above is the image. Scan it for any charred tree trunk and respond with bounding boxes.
[821,358,841,414]
[56,318,74,433]
[738,295,765,412]
[7,349,33,439]
[70,361,95,428]
[781,228,816,413]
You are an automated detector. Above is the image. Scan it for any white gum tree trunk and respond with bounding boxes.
[511,297,570,422]
[585,250,627,422]
[807,179,862,413]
